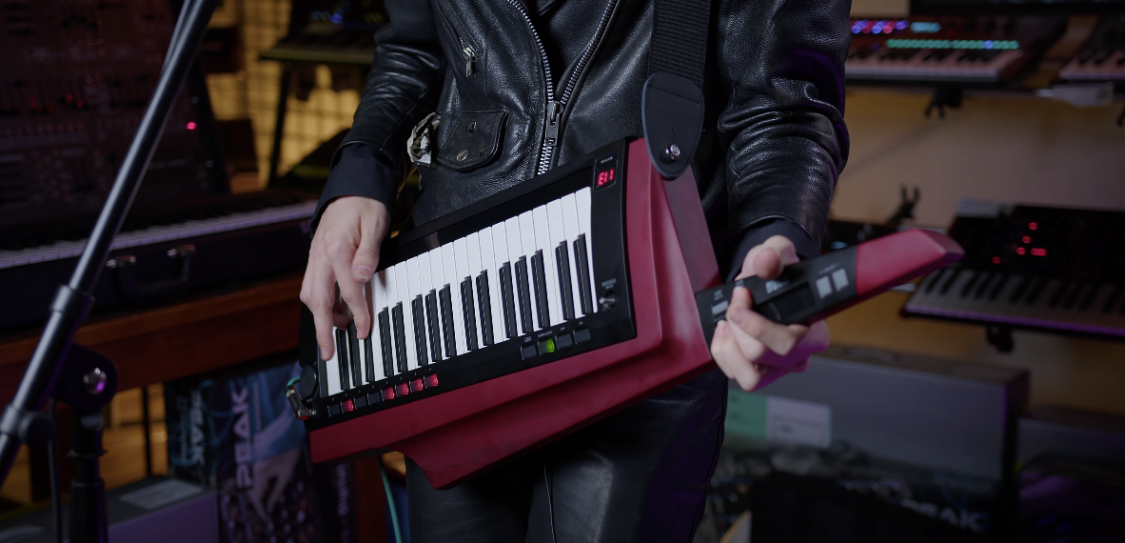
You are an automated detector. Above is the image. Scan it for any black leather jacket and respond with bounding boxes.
[315,0,850,274]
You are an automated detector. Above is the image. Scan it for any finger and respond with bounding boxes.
[736,235,800,281]
[712,322,767,391]
[301,258,338,360]
[726,287,804,357]
[327,233,371,340]
[352,224,381,284]
[751,365,787,391]
[757,320,829,369]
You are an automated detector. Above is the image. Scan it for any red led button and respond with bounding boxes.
[396,383,410,397]
[424,374,439,389]
[381,387,395,401]
[409,379,424,393]
[342,400,354,413]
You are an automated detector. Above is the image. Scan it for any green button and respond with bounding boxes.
[538,338,556,354]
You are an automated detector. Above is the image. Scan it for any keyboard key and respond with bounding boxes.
[923,267,948,294]
[419,250,442,362]
[439,285,457,357]
[987,273,1009,301]
[335,328,351,391]
[560,193,584,316]
[540,203,563,326]
[392,303,408,373]
[454,238,475,350]
[477,272,494,346]
[574,234,593,316]
[505,217,529,334]
[1077,283,1100,311]
[555,242,575,320]
[426,291,443,362]
[403,259,421,370]
[444,243,467,355]
[378,308,394,378]
[515,256,534,334]
[1103,285,1123,314]
[482,227,505,343]
[320,338,341,396]
[347,322,362,389]
[465,232,486,347]
[531,250,550,329]
[575,187,596,313]
[518,211,541,330]
[499,262,517,339]
[411,295,429,366]
[461,277,479,351]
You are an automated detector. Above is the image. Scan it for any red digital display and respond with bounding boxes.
[597,168,615,187]
[1031,248,1047,257]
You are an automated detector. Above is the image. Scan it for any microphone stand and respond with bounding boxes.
[0,0,217,540]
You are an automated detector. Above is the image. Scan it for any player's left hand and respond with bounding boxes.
[709,235,830,391]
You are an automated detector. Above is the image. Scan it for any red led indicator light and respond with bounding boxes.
[186,121,197,130]
[1031,248,1047,257]
[992,256,1001,264]
[1022,236,1031,244]
[1028,222,1038,230]
[597,168,615,186]
[1017,247,1026,255]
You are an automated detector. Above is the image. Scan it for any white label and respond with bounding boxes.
[766,396,831,447]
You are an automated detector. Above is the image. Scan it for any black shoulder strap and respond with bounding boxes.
[642,0,712,178]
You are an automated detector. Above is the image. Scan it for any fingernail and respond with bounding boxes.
[354,266,373,278]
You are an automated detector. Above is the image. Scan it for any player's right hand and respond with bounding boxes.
[300,196,391,361]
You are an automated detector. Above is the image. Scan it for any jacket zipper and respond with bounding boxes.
[461,43,476,77]
[505,0,618,175]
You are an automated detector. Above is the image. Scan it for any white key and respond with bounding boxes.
[418,251,438,363]
[479,226,504,344]
[428,248,447,361]
[370,270,388,382]
[546,199,570,323]
[324,326,343,396]
[575,187,596,313]
[534,204,561,327]
[560,193,585,317]
[491,225,511,340]
[384,265,400,376]
[392,262,416,372]
[505,217,527,335]
[464,232,484,349]
[404,258,422,370]
[445,243,467,355]
[518,211,541,330]
[454,238,474,350]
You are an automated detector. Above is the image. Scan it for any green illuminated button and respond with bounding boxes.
[538,338,556,354]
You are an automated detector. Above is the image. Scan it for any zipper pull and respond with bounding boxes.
[543,100,562,147]
[462,45,476,77]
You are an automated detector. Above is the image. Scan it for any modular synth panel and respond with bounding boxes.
[0,0,222,234]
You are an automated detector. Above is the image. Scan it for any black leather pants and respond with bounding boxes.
[406,368,729,543]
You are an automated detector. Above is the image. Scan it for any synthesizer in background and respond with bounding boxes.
[1058,15,1125,84]
[904,200,1125,349]
[846,16,1066,84]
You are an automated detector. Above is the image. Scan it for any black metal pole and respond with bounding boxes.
[68,411,107,543]
[0,0,217,488]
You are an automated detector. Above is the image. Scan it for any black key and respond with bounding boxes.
[500,262,517,339]
[317,346,330,399]
[555,242,575,321]
[1061,282,1087,310]
[924,267,949,294]
[425,290,442,362]
[439,285,457,357]
[335,328,351,390]
[461,278,479,351]
[960,270,983,298]
[574,235,593,315]
[1024,278,1046,305]
[531,250,550,329]
[347,323,362,388]
[378,309,394,377]
[1047,280,1071,308]
[1077,283,1100,312]
[987,273,1010,301]
[938,267,963,295]
[1009,276,1031,304]
[476,272,494,346]
[515,257,534,333]
[392,303,408,373]
[973,272,997,300]
[364,325,375,383]
[411,296,429,366]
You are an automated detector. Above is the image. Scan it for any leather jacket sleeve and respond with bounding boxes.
[714,0,851,257]
[312,0,447,228]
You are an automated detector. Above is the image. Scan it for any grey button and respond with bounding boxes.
[832,269,849,291]
[816,277,833,298]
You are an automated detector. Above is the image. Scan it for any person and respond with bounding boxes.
[300,0,849,541]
